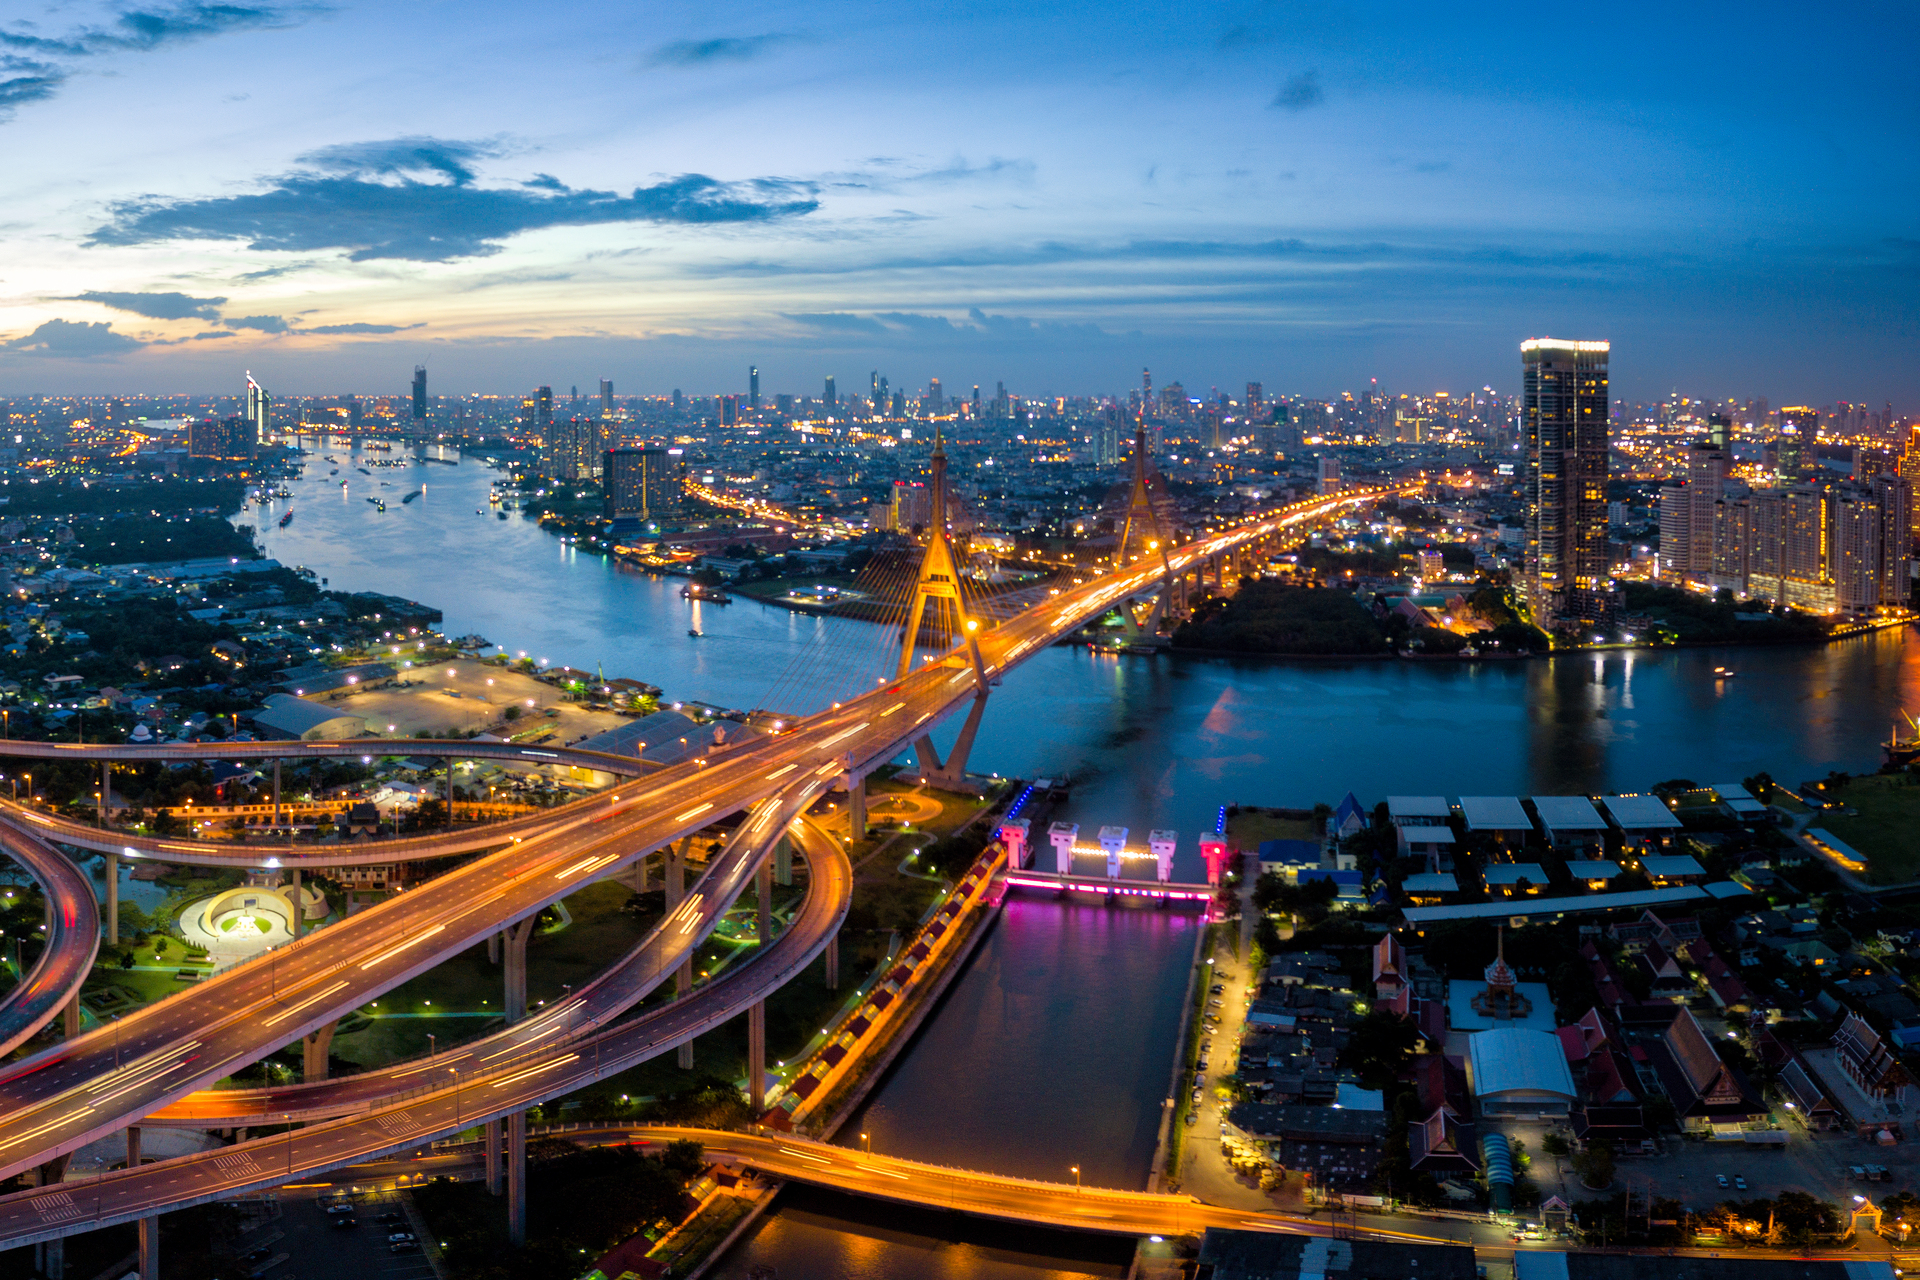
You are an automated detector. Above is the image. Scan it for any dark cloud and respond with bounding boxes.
[223,313,288,332]
[3,319,144,356]
[91,158,821,262]
[1273,70,1323,111]
[781,312,886,334]
[0,4,321,119]
[298,136,500,185]
[65,289,226,320]
[303,321,418,334]
[190,330,234,340]
[651,34,791,66]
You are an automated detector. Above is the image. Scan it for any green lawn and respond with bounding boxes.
[1818,774,1920,885]
[1227,809,1319,849]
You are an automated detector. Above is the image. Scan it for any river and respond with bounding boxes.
[245,438,1920,1278]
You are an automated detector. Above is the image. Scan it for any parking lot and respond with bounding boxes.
[244,1188,439,1280]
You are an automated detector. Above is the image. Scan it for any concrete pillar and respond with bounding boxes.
[632,851,650,894]
[45,1234,63,1280]
[1150,830,1177,884]
[126,1126,141,1170]
[445,757,455,825]
[487,931,501,965]
[848,773,866,837]
[503,918,535,1023]
[773,835,791,887]
[506,1111,527,1246]
[37,1153,69,1187]
[62,995,79,1039]
[746,1000,766,1113]
[825,931,839,991]
[485,1117,502,1195]
[998,819,1030,870]
[669,844,693,1068]
[1048,822,1079,875]
[105,852,118,945]
[756,857,773,946]
[302,1020,337,1083]
[98,761,108,829]
[138,1216,159,1280]
[1099,826,1127,880]
[272,759,280,829]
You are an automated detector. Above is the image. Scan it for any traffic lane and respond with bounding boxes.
[0,817,101,1059]
[143,786,833,1125]
[0,794,853,1248]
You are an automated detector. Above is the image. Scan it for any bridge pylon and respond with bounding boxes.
[897,430,992,789]
[1114,426,1176,639]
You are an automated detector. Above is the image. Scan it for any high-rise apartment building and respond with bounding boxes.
[1245,382,1265,423]
[720,395,739,427]
[749,366,760,410]
[189,415,255,461]
[245,371,270,440]
[411,366,427,420]
[603,448,677,521]
[599,379,614,416]
[543,416,605,481]
[824,376,836,409]
[927,378,943,415]
[1521,338,1611,624]
[521,386,554,442]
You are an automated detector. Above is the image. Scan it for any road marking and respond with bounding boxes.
[818,722,869,749]
[31,1191,83,1222]
[674,803,712,823]
[0,1109,94,1152]
[855,1164,910,1179]
[777,1146,832,1165]
[359,926,447,971]
[764,765,797,779]
[879,703,906,717]
[553,855,600,881]
[263,980,350,1027]
[489,1054,577,1089]
[814,762,840,777]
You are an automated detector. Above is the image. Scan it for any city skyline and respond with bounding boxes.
[1,1,1914,399]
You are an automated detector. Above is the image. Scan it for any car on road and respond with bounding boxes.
[1735,1175,1748,1190]
[390,1241,420,1255]
[1716,1174,1729,1188]
[332,1216,357,1229]
[388,1232,417,1244]
[325,1202,354,1216]
[1186,1111,1198,1126]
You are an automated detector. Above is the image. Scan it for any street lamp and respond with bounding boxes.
[1070,1165,1080,1190]
[860,1133,871,1154]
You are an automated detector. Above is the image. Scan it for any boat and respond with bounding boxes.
[1713,666,1737,679]
[329,469,338,475]
[688,629,702,638]
[358,467,372,475]
[497,510,508,520]
[401,490,422,504]
[278,510,294,528]
[1885,711,1920,768]
[375,500,386,512]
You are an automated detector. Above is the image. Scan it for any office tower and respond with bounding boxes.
[244,371,269,440]
[599,379,614,416]
[1521,338,1611,624]
[106,399,128,430]
[721,395,739,427]
[971,386,980,416]
[877,376,890,417]
[824,375,836,408]
[603,448,676,520]
[1246,382,1265,422]
[411,366,427,420]
[927,378,943,415]
[189,415,255,460]
[671,389,683,413]
[775,394,794,415]
[1779,406,1818,480]
[891,391,906,420]
[749,366,760,410]
[348,395,362,428]
[1317,456,1341,493]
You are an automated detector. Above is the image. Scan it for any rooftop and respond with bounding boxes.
[1532,795,1607,833]
[1404,886,1710,926]
[1458,795,1531,831]
[1600,793,1684,830]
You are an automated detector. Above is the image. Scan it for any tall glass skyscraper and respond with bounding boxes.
[1522,338,1610,625]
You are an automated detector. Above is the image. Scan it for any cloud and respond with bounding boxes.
[90,156,821,261]
[65,289,226,320]
[3,319,144,356]
[0,4,322,119]
[650,34,792,66]
[1273,70,1324,111]
[190,330,233,340]
[303,321,419,334]
[781,312,886,334]
[223,313,288,332]
[298,135,501,185]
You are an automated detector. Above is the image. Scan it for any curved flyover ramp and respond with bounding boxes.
[0,817,100,1059]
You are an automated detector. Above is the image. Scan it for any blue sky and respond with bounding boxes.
[1,0,1915,403]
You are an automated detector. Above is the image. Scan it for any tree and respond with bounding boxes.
[1339,1011,1417,1092]
[1573,1139,1614,1190]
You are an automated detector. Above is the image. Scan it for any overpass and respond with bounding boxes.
[0,474,1403,1264]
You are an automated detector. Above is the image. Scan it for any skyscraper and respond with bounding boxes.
[1521,338,1611,624]
[927,378,943,415]
[824,375,836,409]
[245,371,270,440]
[604,448,676,520]
[599,379,614,416]
[411,366,427,420]
[749,366,760,410]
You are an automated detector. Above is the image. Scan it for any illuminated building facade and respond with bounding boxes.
[1522,338,1611,623]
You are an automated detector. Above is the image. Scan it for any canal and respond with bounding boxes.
[248,439,1920,1277]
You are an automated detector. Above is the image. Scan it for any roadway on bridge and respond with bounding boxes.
[0,820,100,1060]
[0,486,1395,1236]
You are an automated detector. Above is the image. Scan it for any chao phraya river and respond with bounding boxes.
[248,440,1920,1278]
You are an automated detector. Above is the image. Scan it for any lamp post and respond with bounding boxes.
[1071,1165,1080,1191]
[427,1033,436,1058]
[112,1014,120,1070]
[860,1133,871,1154]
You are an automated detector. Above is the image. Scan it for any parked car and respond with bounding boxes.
[1734,1175,1748,1190]
[390,1242,420,1255]
[388,1232,416,1244]
[332,1216,357,1229]
[325,1203,354,1216]
[1716,1174,1728,1188]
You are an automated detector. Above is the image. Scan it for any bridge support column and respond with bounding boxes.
[506,1111,527,1246]
[825,930,839,990]
[927,691,990,790]
[138,1216,159,1280]
[488,931,501,965]
[773,835,791,887]
[632,851,650,894]
[272,759,280,830]
[746,1001,766,1113]
[37,1153,69,1187]
[98,761,108,829]
[126,1126,141,1170]
[503,917,536,1023]
[44,1234,63,1280]
[62,994,79,1039]
[485,1118,502,1195]
[303,1019,337,1083]
[445,757,456,827]
[105,851,118,945]
[756,857,773,946]
[847,772,866,838]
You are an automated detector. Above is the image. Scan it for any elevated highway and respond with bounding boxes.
[0,822,100,1060]
[0,483,1399,1245]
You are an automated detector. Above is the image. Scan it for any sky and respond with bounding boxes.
[0,0,1916,404]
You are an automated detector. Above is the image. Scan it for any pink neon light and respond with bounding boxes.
[1002,875,1211,901]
